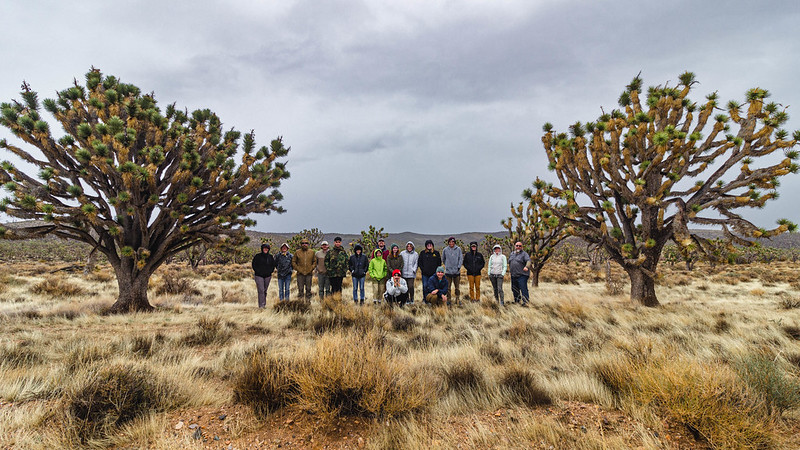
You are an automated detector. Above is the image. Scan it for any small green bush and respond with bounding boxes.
[734,353,800,414]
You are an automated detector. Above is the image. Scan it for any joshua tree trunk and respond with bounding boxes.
[530,265,541,288]
[108,268,154,313]
[625,266,659,307]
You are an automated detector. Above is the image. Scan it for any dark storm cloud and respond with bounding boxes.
[1,0,799,233]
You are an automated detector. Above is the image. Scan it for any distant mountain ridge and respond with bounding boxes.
[4,220,800,250]
[247,230,508,250]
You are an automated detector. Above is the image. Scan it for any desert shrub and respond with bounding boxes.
[155,275,200,296]
[481,299,500,312]
[779,297,800,310]
[407,331,438,349]
[47,304,86,320]
[734,353,800,414]
[273,299,311,314]
[786,353,800,370]
[219,288,247,304]
[499,365,552,407]
[0,342,42,368]
[589,355,636,398]
[63,343,112,374]
[440,356,486,393]
[233,349,299,416]
[221,269,247,281]
[593,355,776,449]
[129,333,165,358]
[713,316,731,334]
[244,324,271,335]
[783,325,800,340]
[181,316,233,346]
[67,364,184,441]
[87,270,114,283]
[311,299,374,334]
[391,315,416,332]
[502,320,534,340]
[30,277,85,297]
[479,342,506,365]
[294,332,432,419]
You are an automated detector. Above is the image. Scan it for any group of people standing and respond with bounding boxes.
[251,236,534,308]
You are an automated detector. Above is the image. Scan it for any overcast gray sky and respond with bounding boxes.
[2,0,799,234]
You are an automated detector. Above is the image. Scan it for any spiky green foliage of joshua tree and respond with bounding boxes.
[538,72,798,306]
[501,188,569,287]
[0,68,290,312]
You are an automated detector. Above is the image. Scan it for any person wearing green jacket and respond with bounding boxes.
[368,248,388,304]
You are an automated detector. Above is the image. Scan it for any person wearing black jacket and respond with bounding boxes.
[251,243,276,308]
[418,239,441,293]
[349,244,369,304]
[463,241,486,302]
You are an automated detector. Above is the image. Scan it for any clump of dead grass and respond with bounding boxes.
[783,324,800,341]
[30,277,86,297]
[391,315,417,332]
[592,354,779,449]
[128,333,166,358]
[293,331,433,419]
[181,316,234,346]
[218,288,247,304]
[233,348,299,416]
[86,270,114,283]
[498,364,552,407]
[154,275,200,296]
[0,342,43,368]
[779,296,800,310]
[310,296,375,334]
[66,364,186,443]
[440,356,487,394]
[273,299,311,314]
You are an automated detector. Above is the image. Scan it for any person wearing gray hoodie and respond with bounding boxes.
[401,241,419,303]
[442,237,463,302]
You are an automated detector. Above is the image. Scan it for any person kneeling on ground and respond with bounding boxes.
[384,269,409,308]
[423,266,449,306]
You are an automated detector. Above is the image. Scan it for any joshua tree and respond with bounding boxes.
[351,225,388,254]
[501,189,569,287]
[481,234,512,256]
[538,72,797,306]
[287,227,324,252]
[0,68,290,312]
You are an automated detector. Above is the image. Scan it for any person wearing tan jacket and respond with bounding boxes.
[292,239,316,300]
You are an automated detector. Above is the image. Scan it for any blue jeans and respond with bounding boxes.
[511,275,529,304]
[277,275,291,301]
[352,276,365,302]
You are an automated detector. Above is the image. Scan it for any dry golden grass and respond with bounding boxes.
[0,260,799,448]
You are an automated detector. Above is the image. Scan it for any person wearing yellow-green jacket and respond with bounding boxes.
[368,248,388,304]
